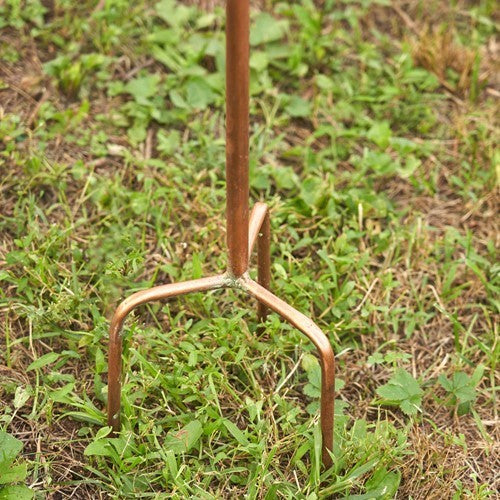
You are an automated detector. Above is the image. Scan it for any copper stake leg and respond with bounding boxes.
[257,212,271,322]
[248,203,271,322]
[107,275,228,433]
[241,277,335,467]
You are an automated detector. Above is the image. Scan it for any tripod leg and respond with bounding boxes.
[248,203,271,322]
[257,212,270,322]
[241,277,335,468]
[107,274,228,433]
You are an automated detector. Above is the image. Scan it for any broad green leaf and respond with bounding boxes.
[250,51,269,71]
[0,485,34,500]
[471,364,485,385]
[272,166,297,190]
[346,466,401,499]
[453,372,470,388]
[123,75,161,105]
[169,89,188,109]
[439,370,479,410]
[438,374,452,392]
[60,411,104,425]
[155,0,192,27]
[84,440,114,458]
[315,74,334,91]
[302,353,319,373]
[367,352,384,365]
[13,387,30,410]
[304,384,321,398]
[164,420,203,454]
[165,449,178,479]
[273,263,287,280]
[303,353,322,390]
[157,130,180,155]
[222,419,250,447]
[191,253,202,279]
[0,464,27,485]
[398,155,421,178]
[0,432,23,468]
[400,399,420,416]
[94,347,106,374]
[376,385,408,401]
[185,77,216,109]
[367,121,391,149]
[306,365,321,389]
[455,386,476,403]
[250,13,288,46]
[375,369,423,416]
[95,426,112,440]
[26,352,59,371]
[285,96,311,118]
[128,122,147,145]
[344,457,380,481]
[152,46,182,72]
[299,177,322,206]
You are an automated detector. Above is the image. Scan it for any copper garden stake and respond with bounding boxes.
[107,0,335,468]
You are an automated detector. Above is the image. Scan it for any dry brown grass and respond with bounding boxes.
[411,27,476,92]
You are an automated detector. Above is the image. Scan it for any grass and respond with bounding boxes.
[0,0,498,497]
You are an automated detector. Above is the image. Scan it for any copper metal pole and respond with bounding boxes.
[226,0,250,276]
[106,0,336,469]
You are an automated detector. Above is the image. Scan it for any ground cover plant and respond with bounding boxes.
[0,0,498,497]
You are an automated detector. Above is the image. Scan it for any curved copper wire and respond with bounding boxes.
[248,202,268,253]
[106,271,335,466]
[107,274,229,432]
[248,203,271,322]
[241,277,335,467]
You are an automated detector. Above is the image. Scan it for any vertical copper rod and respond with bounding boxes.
[226,0,250,276]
